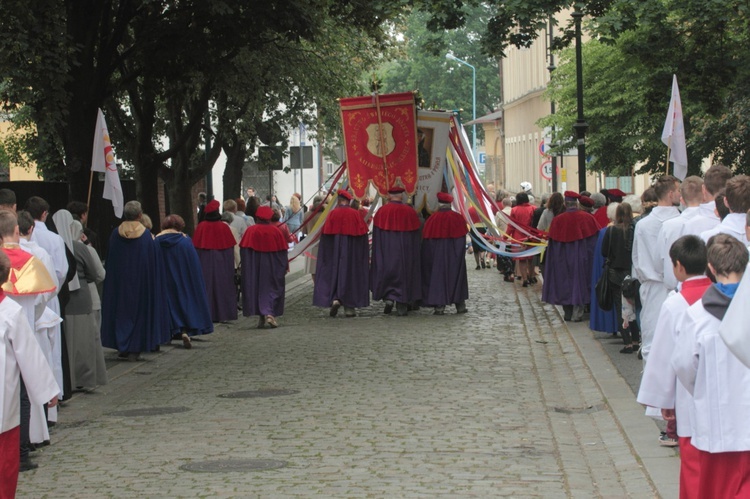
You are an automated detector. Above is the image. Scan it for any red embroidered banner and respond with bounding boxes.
[339,92,418,199]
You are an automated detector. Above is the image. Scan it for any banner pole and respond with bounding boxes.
[666,135,671,176]
[373,92,390,189]
[85,170,94,227]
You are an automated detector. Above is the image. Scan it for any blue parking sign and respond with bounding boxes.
[478,152,486,164]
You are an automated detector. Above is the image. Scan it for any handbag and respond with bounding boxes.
[595,228,614,311]
[596,262,614,311]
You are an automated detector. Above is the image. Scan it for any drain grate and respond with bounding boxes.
[180,459,287,473]
[553,404,606,415]
[218,389,299,399]
[107,406,192,417]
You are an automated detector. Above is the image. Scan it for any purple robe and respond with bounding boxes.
[196,248,237,322]
[313,233,369,308]
[542,233,598,306]
[240,248,287,317]
[156,232,214,336]
[101,227,170,353]
[370,227,422,303]
[421,237,469,307]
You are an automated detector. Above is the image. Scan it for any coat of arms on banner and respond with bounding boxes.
[339,92,418,199]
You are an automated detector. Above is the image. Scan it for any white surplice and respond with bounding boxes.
[0,297,59,434]
[672,292,750,453]
[633,206,680,359]
[700,213,749,246]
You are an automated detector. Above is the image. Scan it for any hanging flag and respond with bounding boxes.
[339,92,418,199]
[91,108,124,218]
[661,75,688,180]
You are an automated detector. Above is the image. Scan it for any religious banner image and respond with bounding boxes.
[415,110,452,213]
[339,92,418,199]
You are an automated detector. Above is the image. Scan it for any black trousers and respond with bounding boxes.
[19,378,30,460]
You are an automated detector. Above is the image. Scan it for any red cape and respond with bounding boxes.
[373,202,421,232]
[593,206,609,229]
[422,209,469,239]
[239,223,288,252]
[323,206,369,236]
[548,209,600,242]
[192,220,236,250]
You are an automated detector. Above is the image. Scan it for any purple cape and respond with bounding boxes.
[589,227,618,333]
[196,247,237,322]
[541,233,598,306]
[156,233,214,336]
[101,228,170,352]
[313,233,369,308]
[421,237,469,307]
[370,227,422,303]
[240,247,287,317]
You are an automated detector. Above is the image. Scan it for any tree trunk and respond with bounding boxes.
[222,140,247,203]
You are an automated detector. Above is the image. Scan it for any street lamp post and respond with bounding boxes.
[445,53,477,167]
[572,7,589,193]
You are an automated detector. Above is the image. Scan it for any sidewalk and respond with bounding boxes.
[17,262,676,498]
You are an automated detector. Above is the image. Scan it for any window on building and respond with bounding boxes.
[604,175,633,194]
[326,161,334,175]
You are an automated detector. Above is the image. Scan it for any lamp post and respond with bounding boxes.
[572,7,589,193]
[445,53,477,166]
[547,16,558,193]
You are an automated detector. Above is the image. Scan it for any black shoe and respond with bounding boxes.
[620,346,633,354]
[330,300,341,317]
[475,265,481,270]
[481,261,486,269]
[19,458,38,472]
[384,300,394,314]
[522,280,529,287]
[396,303,408,316]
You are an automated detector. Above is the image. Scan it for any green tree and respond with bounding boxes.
[378,5,502,138]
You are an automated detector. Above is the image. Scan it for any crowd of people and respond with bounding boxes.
[2,166,750,495]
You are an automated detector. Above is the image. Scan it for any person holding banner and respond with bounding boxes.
[370,187,422,316]
[313,190,369,318]
[421,192,469,315]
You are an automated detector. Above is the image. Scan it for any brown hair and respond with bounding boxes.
[707,233,749,276]
[546,192,565,216]
[161,214,186,232]
[725,175,750,214]
[0,209,17,239]
[654,175,679,201]
[703,164,732,195]
[680,176,703,205]
[615,202,633,231]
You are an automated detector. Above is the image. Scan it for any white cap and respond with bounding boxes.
[520,181,533,193]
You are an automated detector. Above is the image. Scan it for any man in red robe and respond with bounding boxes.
[370,187,422,316]
[240,206,288,328]
[193,200,238,323]
[313,190,369,317]
[421,192,469,315]
[542,191,600,322]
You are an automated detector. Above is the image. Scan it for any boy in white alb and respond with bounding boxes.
[637,235,711,498]
[0,251,59,497]
[672,234,750,497]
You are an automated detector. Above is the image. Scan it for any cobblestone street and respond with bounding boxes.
[17,260,675,498]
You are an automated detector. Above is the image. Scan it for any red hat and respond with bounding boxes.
[255,206,274,221]
[564,190,580,200]
[436,192,453,204]
[607,188,626,198]
[205,200,220,213]
[337,189,353,201]
[579,195,594,208]
[388,186,405,194]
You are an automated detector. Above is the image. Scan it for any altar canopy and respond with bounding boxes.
[340,92,419,198]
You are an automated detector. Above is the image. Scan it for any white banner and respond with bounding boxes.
[414,110,452,213]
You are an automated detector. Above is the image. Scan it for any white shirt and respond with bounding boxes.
[700,213,749,246]
[633,206,681,284]
[30,220,68,285]
[672,292,750,452]
[657,207,700,290]
[637,276,710,437]
[0,297,59,433]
